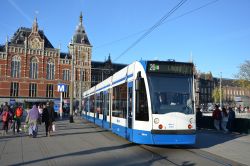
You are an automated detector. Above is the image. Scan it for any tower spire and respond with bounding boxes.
[80,12,83,25]
[32,17,38,32]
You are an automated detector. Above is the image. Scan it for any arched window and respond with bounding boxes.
[11,55,21,78]
[30,57,38,79]
[46,58,54,80]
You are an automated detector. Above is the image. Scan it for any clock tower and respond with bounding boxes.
[28,17,44,50]
[68,12,92,110]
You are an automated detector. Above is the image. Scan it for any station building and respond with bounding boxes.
[0,14,92,106]
[0,13,126,107]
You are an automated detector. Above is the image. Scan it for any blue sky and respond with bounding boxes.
[1,0,250,79]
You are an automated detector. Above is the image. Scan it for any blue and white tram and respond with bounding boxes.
[83,60,196,145]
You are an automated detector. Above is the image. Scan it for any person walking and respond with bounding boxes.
[13,104,23,134]
[26,105,39,138]
[1,103,10,135]
[42,102,55,137]
[221,107,228,132]
[196,107,202,130]
[212,105,222,131]
[227,107,235,132]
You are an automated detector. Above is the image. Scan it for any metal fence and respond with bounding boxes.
[203,112,250,119]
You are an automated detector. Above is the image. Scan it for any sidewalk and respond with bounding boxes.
[0,118,249,165]
[194,129,250,165]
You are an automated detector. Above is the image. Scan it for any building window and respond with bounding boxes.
[30,57,38,79]
[46,59,54,80]
[10,82,19,97]
[11,55,21,78]
[62,84,69,98]
[62,69,70,81]
[46,84,53,98]
[29,83,37,97]
[80,69,85,81]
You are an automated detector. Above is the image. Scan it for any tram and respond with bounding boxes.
[83,60,196,145]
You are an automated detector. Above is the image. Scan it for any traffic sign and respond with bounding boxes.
[58,84,66,92]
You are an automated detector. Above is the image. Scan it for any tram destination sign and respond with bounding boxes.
[147,61,193,75]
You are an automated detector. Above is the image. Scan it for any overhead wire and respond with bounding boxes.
[95,0,220,61]
[113,0,188,62]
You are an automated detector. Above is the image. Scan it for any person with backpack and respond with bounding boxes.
[13,104,23,134]
[1,102,10,135]
[212,105,222,131]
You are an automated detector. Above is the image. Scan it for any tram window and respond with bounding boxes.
[90,95,95,113]
[135,78,149,121]
[128,86,132,117]
[95,93,102,118]
[128,86,133,128]
[112,83,127,118]
[104,91,109,116]
[100,92,103,115]
[83,97,89,112]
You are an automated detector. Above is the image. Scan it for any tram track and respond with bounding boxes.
[139,145,181,166]
[138,144,243,166]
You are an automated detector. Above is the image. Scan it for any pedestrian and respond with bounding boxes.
[38,104,43,115]
[8,105,15,130]
[42,101,55,137]
[227,107,235,132]
[221,107,228,132]
[1,103,10,135]
[26,105,39,138]
[13,104,23,134]
[0,104,3,115]
[212,105,221,131]
[196,107,202,130]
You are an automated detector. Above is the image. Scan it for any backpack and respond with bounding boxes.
[16,107,23,117]
[2,111,9,122]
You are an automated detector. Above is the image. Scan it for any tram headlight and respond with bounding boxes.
[158,124,163,129]
[154,118,159,124]
[189,118,194,124]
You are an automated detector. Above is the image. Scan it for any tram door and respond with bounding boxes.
[103,90,109,129]
[126,82,133,141]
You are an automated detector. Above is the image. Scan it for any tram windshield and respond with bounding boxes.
[147,74,194,114]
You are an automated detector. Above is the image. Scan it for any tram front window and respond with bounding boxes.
[148,74,194,114]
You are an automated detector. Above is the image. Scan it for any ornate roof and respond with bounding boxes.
[72,12,91,45]
[91,55,127,70]
[9,27,54,48]
[0,45,5,52]
[60,52,70,59]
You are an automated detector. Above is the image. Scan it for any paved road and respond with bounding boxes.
[0,117,249,166]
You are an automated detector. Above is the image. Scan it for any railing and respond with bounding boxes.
[202,112,250,119]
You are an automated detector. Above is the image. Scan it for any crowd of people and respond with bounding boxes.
[196,104,236,133]
[0,101,55,138]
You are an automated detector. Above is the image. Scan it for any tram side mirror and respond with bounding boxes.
[135,72,142,91]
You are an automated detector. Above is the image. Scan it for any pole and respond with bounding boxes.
[60,92,63,119]
[69,44,74,123]
[79,66,82,117]
[220,72,222,109]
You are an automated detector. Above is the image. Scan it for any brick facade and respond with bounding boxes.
[0,15,91,105]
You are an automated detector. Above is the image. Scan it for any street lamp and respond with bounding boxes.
[69,43,74,123]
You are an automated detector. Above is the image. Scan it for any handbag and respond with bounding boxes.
[52,123,56,132]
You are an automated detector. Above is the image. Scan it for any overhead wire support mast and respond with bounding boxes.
[114,0,188,62]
